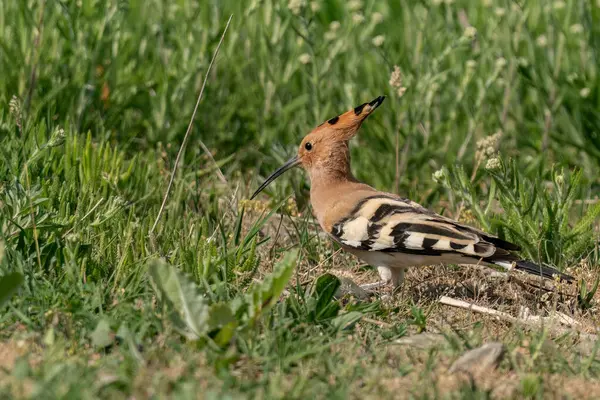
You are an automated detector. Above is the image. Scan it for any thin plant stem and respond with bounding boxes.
[24,163,42,271]
[150,15,233,234]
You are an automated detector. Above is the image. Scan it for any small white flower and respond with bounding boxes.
[348,0,362,11]
[9,96,20,118]
[310,1,320,12]
[494,7,506,17]
[372,35,385,47]
[288,0,306,15]
[553,1,566,10]
[352,13,365,24]
[483,0,492,6]
[517,57,529,67]
[432,0,443,5]
[299,53,311,64]
[570,24,584,34]
[389,65,402,88]
[48,126,66,147]
[536,35,548,47]
[324,31,336,41]
[329,21,341,31]
[495,57,507,69]
[485,157,501,171]
[580,87,591,98]
[432,169,445,183]
[389,65,407,98]
[371,12,384,24]
[463,26,477,39]
[476,131,502,161]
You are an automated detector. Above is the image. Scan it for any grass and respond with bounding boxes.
[1,0,600,398]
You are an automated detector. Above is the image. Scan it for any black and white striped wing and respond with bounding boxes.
[330,195,519,259]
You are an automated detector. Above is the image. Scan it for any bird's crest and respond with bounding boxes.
[310,95,386,142]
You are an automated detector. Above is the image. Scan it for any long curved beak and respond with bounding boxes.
[250,155,300,199]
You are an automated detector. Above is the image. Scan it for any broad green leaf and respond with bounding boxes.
[313,274,342,321]
[0,272,24,309]
[90,318,113,349]
[246,249,298,322]
[207,303,236,331]
[209,303,238,348]
[213,322,237,348]
[148,259,209,339]
[116,324,144,364]
[43,327,56,347]
[331,311,365,332]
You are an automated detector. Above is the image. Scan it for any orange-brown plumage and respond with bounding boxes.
[297,97,385,231]
[251,96,573,289]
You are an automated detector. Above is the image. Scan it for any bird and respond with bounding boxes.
[250,96,574,290]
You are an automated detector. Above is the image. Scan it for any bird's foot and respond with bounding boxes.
[359,280,390,292]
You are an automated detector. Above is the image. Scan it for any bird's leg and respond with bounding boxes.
[390,268,406,296]
[390,267,406,289]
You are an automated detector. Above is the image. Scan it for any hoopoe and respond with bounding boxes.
[251,96,574,289]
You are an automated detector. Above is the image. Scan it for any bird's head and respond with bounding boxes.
[251,95,385,199]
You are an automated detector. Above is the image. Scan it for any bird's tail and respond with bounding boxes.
[490,258,574,283]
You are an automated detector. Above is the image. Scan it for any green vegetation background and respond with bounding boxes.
[1,0,599,398]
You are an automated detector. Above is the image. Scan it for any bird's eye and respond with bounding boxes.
[305,142,313,151]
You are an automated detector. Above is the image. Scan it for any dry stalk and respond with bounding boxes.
[150,15,233,234]
[439,295,596,341]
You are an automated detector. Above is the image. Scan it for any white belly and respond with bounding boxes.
[346,248,478,269]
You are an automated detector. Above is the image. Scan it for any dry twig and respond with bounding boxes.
[439,296,579,328]
[151,15,233,234]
